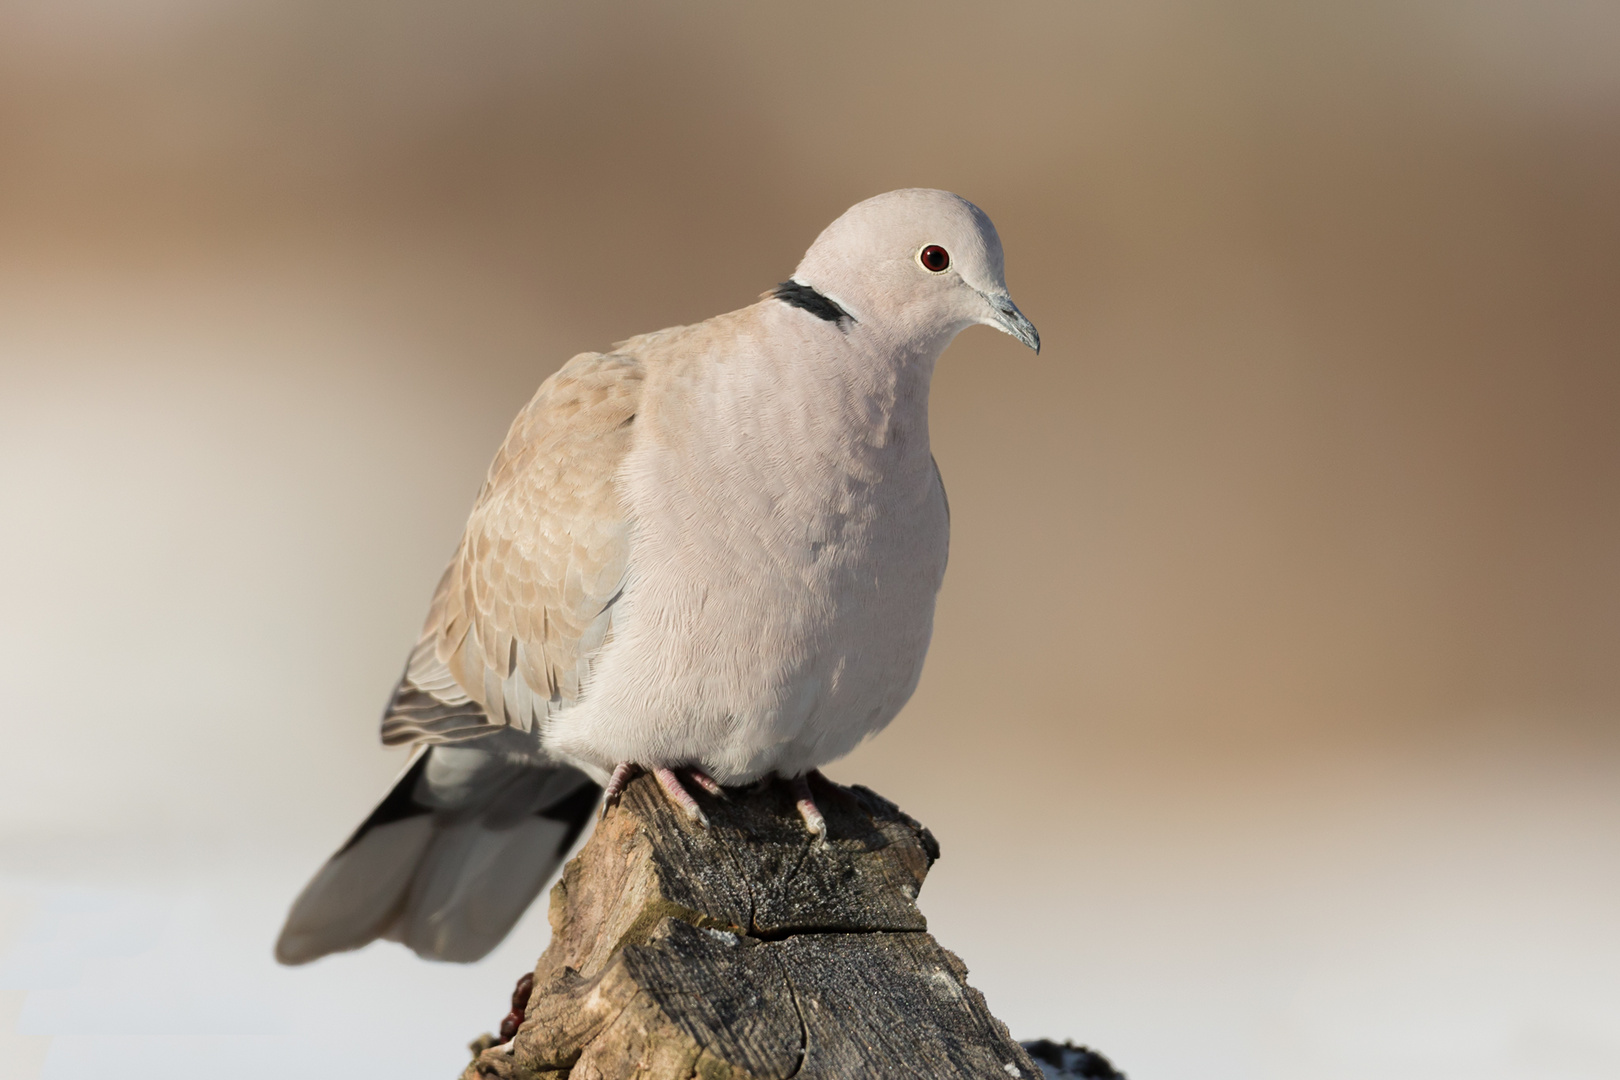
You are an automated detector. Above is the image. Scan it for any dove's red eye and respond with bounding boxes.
[919,245,950,273]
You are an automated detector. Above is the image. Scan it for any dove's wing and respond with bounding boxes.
[380,349,644,747]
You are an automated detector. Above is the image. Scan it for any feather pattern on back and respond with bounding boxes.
[380,350,643,747]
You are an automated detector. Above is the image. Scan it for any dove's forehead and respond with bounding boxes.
[804,189,1005,274]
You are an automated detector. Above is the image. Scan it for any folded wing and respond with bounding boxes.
[278,350,644,965]
[381,349,644,747]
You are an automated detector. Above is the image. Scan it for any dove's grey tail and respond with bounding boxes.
[274,740,600,965]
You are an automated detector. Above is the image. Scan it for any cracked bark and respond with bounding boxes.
[460,773,1043,1080]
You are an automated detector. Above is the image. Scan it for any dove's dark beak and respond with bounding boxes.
[983,292,1041,354]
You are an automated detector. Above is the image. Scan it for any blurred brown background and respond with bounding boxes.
[1,2,1617,1078]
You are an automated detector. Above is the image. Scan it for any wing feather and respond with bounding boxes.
[381,350,644,747]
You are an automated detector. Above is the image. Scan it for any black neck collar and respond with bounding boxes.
[771,280,854,326]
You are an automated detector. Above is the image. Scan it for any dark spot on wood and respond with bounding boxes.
[1022,1039,1128,1079]
[511,971,534,1012]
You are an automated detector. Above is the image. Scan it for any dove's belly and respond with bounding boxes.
[543,355,950,784]
[546,469,948,783]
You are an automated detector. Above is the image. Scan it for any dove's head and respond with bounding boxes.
[791,188,1040,356]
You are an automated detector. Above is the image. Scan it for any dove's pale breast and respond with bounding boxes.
[544,303,950,784]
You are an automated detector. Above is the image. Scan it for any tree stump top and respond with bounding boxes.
[464,773,1042,1080]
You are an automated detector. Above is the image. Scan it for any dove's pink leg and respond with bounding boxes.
[600,762,636,814]
[686,769,726,797]
[789,772,828,838]
[653,767,709,825]
[605,761,635,803]
[602,763,717,826]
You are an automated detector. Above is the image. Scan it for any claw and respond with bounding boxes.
[687,769,726,798]
[654,767,709,826]
[789,773,827,839]
[600,762,636,818]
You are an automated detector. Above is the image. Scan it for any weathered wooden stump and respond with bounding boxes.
[461,773,1044,1080]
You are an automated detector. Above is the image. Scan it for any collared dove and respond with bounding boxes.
[275,189,1039,965]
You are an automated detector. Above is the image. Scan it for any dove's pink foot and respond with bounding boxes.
[601,763,715,826]
[600,762,636,816]
[789,771,828,839]
[686,769,725,798]
[653,767,709,825]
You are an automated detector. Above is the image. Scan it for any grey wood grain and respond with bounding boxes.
[462,774,1038,1080]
